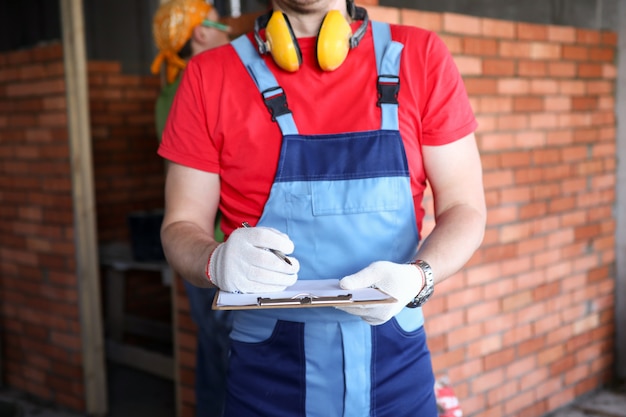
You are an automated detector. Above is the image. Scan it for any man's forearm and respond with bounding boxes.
[415,203,486,284]
[161,220,220,288]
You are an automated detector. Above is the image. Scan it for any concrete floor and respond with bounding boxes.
[546,385,626,417]
[0,371,624,417]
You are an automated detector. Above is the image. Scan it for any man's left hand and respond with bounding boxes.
[337,261,425,325]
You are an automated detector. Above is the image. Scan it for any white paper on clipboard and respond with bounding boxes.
[213,279,396,310]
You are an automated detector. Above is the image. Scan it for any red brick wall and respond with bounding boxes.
[174,7,617,417]
[0,42,86,410]
[89,61,164,243]
[88,61,170,324]
[0,42,168,412]
[377,7,615,417]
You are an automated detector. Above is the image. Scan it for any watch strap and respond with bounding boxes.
[406,259,434,308]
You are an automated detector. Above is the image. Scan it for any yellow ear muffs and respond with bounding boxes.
[316,10,353,71]
[253,4,369,72]
[265,11,302,72]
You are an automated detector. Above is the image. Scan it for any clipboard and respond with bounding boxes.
[212,279,396,310]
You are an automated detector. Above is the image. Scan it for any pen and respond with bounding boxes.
[241,222,293,265]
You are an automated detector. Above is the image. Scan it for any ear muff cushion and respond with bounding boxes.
[316,10,352,71]
[265,11,302,72]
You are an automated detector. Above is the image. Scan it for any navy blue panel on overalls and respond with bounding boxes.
[226,22,437,417]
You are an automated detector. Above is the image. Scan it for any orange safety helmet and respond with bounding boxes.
[151,0,212,83]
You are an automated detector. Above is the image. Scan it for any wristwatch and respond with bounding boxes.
[406,260,434,308]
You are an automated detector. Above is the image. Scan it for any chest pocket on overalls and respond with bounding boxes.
[311,177,401,215]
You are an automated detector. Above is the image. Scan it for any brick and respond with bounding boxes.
[439,34,462,53]
[533,311,562,336]
[464,78,498,95]
[499,41,532,58]
[426,310,465,334]
[463,37,498,56]
[547,26,576,43]
[401,9,441,31]
[517,22,548,41]
[562,45,589,61]
[546,386,576,411]
[470,368,505,393]
[467,300,501,323]
[519,202,548,220]
[518,400,549,417]
[446,322,483,347]
[497,114,529,131]
[504,390,536,415]
[503,324,533,347]
[6,79,66,97]
[482,58,515,76]
[544,96,571,112]
[468,334,504,361]
[87,61,121,74]
[576,28,601,44]
[529,113,558,129]
[587,80,613,95]
[518,60,547,77]
[481,18,515,39]
[530,79,559,94]
[49,331,81,351]
[513,97,544,112]
[589,46,615,62]
[530,42,561,60]
[548,61,577,78]
[449,357,483,383]
[486,378,518,406]
[602,63,617,79]
[577,63,603,78]
[478,96,513,113]
[455,56,482,75]
[502,291,533,312]
[431,347,465,370]
[600,31,617,46]
[442,13,481,36]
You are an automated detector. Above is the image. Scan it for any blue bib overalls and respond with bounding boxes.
[225,22,438,417]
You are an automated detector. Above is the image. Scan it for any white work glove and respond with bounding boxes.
[337,261,425,325]
[208,226,299,293]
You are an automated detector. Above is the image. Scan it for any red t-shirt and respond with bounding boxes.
[159,22,477,237]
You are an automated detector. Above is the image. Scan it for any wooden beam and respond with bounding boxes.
[616,0,626,382]
[59,0,108,414]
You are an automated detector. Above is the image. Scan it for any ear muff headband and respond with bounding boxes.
[253,4,369,72]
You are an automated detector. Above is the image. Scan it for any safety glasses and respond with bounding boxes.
[202,19,230,32]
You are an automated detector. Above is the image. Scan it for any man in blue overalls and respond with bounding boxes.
[158,0,486,414]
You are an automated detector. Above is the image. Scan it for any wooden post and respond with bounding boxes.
[616,0,626,382]
[59,0,108,414]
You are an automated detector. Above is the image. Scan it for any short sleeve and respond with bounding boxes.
[420,32,477,146]
[157,59,220,173]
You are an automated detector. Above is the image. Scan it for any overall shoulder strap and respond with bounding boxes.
[371,21,403,131]
[231,35,299,135]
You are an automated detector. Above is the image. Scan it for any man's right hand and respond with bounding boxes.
[207,225,299,293]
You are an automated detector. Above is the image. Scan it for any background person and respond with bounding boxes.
[158,0,487,414]
[151,1,231,416]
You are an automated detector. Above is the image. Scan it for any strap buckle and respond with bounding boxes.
[376,74,400,106]
[262,87,292,121]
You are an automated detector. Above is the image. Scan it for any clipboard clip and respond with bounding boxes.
[257,293,353,306]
